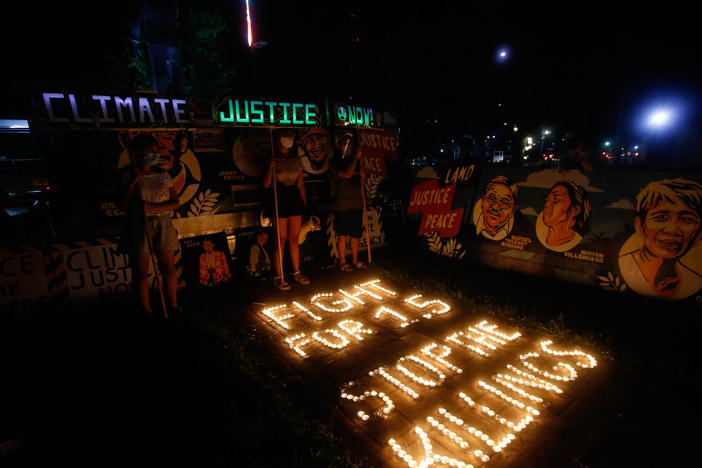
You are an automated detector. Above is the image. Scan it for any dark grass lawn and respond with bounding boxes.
[1,290,372,467]
[2,234,701,467]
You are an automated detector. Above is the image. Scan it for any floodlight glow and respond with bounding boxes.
[647,109,672,128]
[637,95,689,134]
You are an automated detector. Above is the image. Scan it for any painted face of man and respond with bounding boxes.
[637,198,702,259]
[543,185,579,228]
[302,132,328,162]
[481,183,515,230]
[154,132,178,170]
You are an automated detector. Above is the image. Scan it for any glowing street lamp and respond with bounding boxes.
[646,108,673,129]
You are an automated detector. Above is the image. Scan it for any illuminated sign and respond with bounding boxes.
[253,277,601,467]
[34,93,384,131]
[332,102,380,128]
[215,99,321,127]
[39,93,190,126]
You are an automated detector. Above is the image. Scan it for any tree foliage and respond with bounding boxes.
[176,7,239,96]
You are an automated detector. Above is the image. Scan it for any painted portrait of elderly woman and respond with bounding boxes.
[618,178,702,300]
[535,179,591,252]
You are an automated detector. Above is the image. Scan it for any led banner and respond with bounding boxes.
[35,93,386,132]
[38,92,192,127]
[214,98,322,127]
[408,180,464,238]
[35,93,326,128]
[330,101,381,128]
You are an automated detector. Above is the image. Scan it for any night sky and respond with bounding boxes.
[3,0,701,147]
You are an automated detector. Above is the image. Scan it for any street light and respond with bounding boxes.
[540,130,551,156]
[646,108,673,129]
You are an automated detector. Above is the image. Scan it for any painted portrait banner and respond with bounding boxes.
[616,178,702,300]
[408,180,464,238]
[415,163,702,302]
[297,127,332,178]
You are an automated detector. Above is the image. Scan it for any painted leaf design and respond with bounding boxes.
[425,232,441,253]
[188,190,221,217]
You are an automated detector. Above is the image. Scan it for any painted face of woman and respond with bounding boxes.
[280,136,294,149]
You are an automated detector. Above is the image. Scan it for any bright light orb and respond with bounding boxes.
[647,108,672,128]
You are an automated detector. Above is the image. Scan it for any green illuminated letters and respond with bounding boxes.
[265,101,277,122]
[235,100,250,123]
[305,104,317,125]
[218,99,319,126]
[279,102,291,124]
[250,101,264,123]
[292,103,303,124]
[219,100,235,122]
